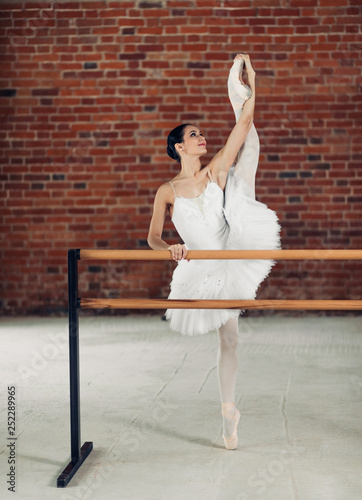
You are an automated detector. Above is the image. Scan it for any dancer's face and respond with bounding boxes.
[177,125,207,158]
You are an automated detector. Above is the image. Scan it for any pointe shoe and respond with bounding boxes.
[221,402,240,450]
[228,59,252,120]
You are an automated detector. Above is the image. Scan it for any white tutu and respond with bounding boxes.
[165,170,280,336]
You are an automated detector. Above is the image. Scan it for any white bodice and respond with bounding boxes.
[171,181,229,250]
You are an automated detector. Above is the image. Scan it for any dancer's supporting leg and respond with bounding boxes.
[217,316,240,440]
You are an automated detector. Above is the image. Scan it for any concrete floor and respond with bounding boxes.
[0,314,361,500]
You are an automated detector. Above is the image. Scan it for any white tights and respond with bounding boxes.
[217,316,239,437]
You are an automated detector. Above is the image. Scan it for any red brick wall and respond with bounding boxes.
[1,0,361,315]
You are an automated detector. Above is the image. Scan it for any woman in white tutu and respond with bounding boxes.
[148,54,280,450]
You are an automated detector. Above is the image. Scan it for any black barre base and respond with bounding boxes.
[57,441,93,488]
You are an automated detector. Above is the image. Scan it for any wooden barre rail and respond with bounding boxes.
[80,299,362,310]
[79,249,362,261]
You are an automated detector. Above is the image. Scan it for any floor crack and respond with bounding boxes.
[281,372,292,445]
[198,364,216,394]
[131,351,188,424]
[281,372,300,500]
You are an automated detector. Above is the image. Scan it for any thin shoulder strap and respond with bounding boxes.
[169,180,177,202]
[206,166,215,183]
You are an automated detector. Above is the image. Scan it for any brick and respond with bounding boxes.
[139,1,163,7]
[32,88,59,96]
[0,88,17,97]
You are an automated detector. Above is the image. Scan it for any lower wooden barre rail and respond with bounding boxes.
[80,298,362,310]
[79,249,362,261]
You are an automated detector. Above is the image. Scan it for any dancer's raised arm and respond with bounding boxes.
[208,54,256,189]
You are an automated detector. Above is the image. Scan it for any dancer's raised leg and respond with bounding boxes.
[227,57,259,200]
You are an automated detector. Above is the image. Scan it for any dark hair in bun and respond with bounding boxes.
[166,123,192,162]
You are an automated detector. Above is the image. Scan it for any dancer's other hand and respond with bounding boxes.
[168,243,188,261]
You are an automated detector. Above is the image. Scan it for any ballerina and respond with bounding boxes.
[148,54,280,450]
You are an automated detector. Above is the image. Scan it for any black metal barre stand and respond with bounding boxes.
[57,250,93,488]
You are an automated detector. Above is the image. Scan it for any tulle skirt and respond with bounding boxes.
[165,168,281,336]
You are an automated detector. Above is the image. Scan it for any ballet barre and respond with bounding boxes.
[81,298,362,310]
[57,248,362,487]
[79,248,362,261]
